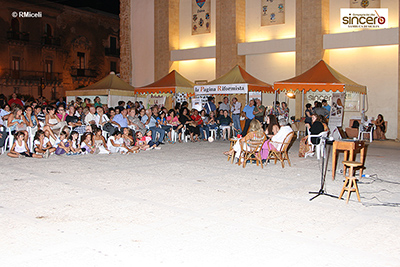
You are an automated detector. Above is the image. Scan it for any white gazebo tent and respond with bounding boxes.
[66,72,136,107]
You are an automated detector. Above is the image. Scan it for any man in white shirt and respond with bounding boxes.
[230,97,241,134]
[84,106,96,126]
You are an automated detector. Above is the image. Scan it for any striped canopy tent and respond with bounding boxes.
[194,65,275,95]
[274,60,366,94]
[134,70,195,96]
[65,72,136,107]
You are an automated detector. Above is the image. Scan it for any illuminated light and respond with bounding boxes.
[286,92,295,98]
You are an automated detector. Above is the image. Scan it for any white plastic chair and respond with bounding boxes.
[305,129,329,160]
[358,125,373,142]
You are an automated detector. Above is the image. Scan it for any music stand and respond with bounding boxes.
[309,137,338,201]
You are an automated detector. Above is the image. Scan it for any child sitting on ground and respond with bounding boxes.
[145,130,160,150]
[107,130,128,154]
[34,129,56,158]
[122,127,139,153]
[81,132,96,154]
[68,130,82,155]
[8,131,42,158]
[55,130,70,155]
[92,128,110,154]
[135,131,150,151]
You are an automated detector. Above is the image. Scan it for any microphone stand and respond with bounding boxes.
[309,137,338,201]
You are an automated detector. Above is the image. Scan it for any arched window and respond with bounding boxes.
[45,24,52,37]
[11,18,19,32]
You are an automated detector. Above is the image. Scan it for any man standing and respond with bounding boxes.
[204,96,216,115]
[141,107,165,144]
[231,97,241,134]
[219,97,230,111]
[322,99,331,119]
[253,98,265,123]
[241,99,255,136]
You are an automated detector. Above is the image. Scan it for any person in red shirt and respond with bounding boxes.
[8,93,24,107]
[190,109,202,142]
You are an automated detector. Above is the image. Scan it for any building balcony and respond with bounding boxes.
[70,68,97,78]
[0,69,62,85]
[41,36,61,46]
[105,47,120,57]
[7,31,30,42]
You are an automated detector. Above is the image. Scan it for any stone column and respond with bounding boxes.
[154,0,179,80]
[215,0,246,78]
[295,0,329,119]
[398,2,400,141]
[119,0,132,84]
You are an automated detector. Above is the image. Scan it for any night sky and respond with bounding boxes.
[48,0,120,15]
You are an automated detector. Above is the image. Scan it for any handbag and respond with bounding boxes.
[103,122,117,134]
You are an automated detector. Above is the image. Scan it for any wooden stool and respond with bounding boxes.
[339,161,362,203]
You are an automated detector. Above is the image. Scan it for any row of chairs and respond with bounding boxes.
[227,131,295,169]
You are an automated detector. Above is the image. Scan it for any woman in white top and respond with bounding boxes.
[95,106,110,128]
[45,106,66,139]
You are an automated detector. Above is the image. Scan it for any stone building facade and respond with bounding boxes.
[0,0,120,101]
[120,0,400,139]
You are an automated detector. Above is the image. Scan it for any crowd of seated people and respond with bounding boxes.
[0,95,253,158]
[0,93,387,161]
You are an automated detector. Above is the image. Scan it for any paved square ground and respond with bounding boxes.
[1,140,400,266]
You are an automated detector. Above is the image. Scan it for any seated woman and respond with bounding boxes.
[199,109,209,141]
[208,111,218,133]
[264,114,280,138]
[45,106,66,140]
[24,106,39,137]
[157,111,172,143]
[224,119,265,160]
[261,119,293,161]
[166,109,183,142]
[7,107,29,142]
[190,109,203,142]
[179,107,199,142]
[299,114,326,157]
[217,110,233,140]
[374,114,386,140]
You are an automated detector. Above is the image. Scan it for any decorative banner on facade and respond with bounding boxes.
[341,8,388,28]
[194,84,248,95]
[350,0,380,8]
[261,0,285,26]
[147,95,166,109]
[328,92,345,129]
[192,0,211,35]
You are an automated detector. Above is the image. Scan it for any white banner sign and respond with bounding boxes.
[194,84,248,95]
[328,92,345,129]
[341,8,388,29]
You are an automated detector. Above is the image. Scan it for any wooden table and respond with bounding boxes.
[332,140,366,180]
